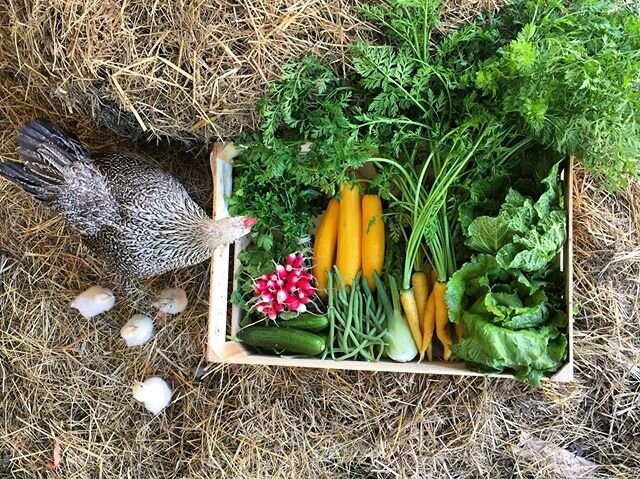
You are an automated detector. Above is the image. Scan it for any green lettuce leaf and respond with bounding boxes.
[452,312,568,387]
[534,160,563,217]
[499,189,536,234]
[445,254,504,323]
[472,288,549,329]
[464,216,513,253]
[496,210,567,271]
[458,174,510,232]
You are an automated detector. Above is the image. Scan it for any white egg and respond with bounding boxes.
[70,286,115,319]
[120,314,154,347]
[152,288,188,315]
[132,377,173,415]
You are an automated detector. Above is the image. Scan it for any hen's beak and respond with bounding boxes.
[243,217,257,228]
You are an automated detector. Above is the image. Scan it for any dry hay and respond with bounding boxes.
[1,0,501,146]
[1,1,639,478]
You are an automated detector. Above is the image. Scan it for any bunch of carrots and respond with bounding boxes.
[312,181,385,296]
[370,133,488,362]
[409,264,461,361]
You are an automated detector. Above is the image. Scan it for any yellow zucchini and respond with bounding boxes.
[336,183,362,287]
[313,199,340,297]
[362,195,385,291]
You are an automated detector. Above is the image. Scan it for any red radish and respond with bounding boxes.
[276,290,288,304]
[287,270,301,282]
[276,264,287,280]
[251,251,317,319]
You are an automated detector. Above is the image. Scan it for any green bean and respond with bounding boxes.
[361,277,376,320]
[341,275,357,351]
[353,279,362,338]
[324,269,391,362]
[333,266,349,306]
[333,308,347,328]
[371,302,385,329]
[324,272,335,360]
[335,340,374,361]
[350,329,386,343]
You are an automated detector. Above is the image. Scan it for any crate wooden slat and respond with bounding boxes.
[207,146,574,382]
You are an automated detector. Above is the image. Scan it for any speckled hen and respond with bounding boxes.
[0,119,254,278]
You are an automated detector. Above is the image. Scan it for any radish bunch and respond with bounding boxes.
[254,252,315,320]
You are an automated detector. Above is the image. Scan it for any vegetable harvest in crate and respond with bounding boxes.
[226,0,640,386]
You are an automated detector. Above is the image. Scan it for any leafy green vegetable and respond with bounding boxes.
[457,173,511,232]
[446,254,505,324]
[250,55,376,196]
[496,210,566,272]
[470,288,549,330]
[499,190,536,235]
[464,160,567,272]
[452,312,567,387]
[461,0,640,188]
[465,216,512,254]
[447,161,568,385]
[360,0,640,188]
[227,144,320,252]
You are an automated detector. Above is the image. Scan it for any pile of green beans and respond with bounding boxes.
[322,267,387,361]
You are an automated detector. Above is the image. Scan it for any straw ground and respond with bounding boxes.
[1,0,502,145]
[1,1,639,478]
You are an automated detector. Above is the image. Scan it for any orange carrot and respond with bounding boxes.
[433,282,452,361]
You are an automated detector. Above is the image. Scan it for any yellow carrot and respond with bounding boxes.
[411,271,428,336]
[421,290,436,361]
[312,199,340,297]
[362,195,385,291]
[336,183,362,287]
[433,282,452,361]
[399,289,423,350]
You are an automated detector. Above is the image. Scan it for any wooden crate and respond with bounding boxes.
[206,144,574,382]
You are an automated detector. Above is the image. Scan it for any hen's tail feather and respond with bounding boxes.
[0,161,48,199]
[0,118,92,199]
[17,118,90,168]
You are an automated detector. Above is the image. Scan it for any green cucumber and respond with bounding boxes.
[236,326,326,355]
[278,314,329,332]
